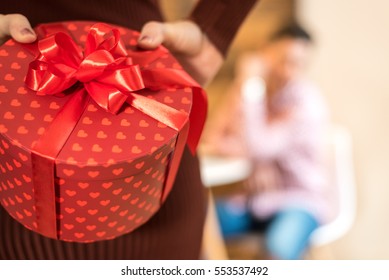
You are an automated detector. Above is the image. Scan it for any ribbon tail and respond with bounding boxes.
[30,153,57,239]
[187,87,207,155]
[126,93,190,202]
[141,68,208,154]
[161,121,189,202]
[31,88,89,239]
[128,93,188,131]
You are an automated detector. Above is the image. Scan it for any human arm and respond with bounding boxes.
[242,76,297,162]
[138,0,258,86]
[138,20,223,86]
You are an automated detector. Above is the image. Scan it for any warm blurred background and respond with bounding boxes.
[160,0,389,259]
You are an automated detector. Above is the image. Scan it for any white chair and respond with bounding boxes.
[200,124,357,259]
[200,156,252,188]
[309,124,357,248]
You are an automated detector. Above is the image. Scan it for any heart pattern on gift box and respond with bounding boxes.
[0,21,195,242]
[0,118,171,241]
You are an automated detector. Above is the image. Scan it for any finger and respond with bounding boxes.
[138,21,203,56]
[0,14,36,43]
[137,21,165,49]
[162,21,203,55]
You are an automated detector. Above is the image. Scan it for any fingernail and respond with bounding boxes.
[20,28,35,36]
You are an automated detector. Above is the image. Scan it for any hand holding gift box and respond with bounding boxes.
[0,21,207,242]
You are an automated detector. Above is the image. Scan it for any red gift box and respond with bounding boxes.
[0,21,206,242]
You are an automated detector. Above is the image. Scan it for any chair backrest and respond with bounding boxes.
[309,124,357,246]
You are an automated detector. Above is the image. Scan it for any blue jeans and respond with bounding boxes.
[215,199,319,260]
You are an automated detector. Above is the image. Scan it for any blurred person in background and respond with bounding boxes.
[203,24,333,260]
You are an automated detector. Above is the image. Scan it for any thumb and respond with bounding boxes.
[0,14,36,43]
[138,21,203,56]
[137,21,165,49]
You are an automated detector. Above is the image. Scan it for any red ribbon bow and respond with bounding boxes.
[23,22,207,240]
[26,24,145,114]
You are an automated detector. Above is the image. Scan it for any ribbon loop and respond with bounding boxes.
[97,65,144,92]
[39,32,83,67]
[86,23,127,57]
[76,50,114,82]
[26,23,145,114]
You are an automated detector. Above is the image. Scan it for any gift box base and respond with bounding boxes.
[0,137,174,242]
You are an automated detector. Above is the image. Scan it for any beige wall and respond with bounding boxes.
[298,0,389,258]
